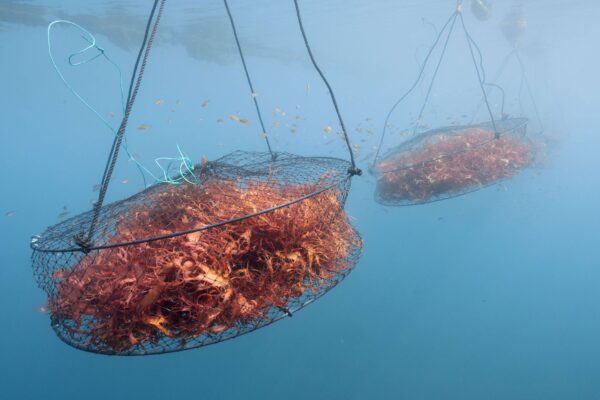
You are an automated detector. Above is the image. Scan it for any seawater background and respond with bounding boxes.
[1,1,599,399]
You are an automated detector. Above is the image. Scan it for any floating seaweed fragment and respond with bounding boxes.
[229,114,249,125]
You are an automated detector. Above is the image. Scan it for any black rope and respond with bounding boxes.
[374,2,503,167]
[76,0,166,252]
[292,0,360,176]
[470,48,540,133]
[458,11,499,138]
[373,11,456,165]
[469,50,513,125]
[515,50,544,134]
[411,13,458,136]
[483,82,506,118]
[223,0,275,159]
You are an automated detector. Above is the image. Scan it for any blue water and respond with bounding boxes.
[1,0,600,399]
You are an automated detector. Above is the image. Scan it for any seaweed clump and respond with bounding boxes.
[49,178,360,354]
[375,126,532,204]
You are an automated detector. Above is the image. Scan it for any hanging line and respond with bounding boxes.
[373,0,499,166]
[458,9,499,138]
[76,0,166,252]
[411,13,458,136]
[470,48,540,135]
[469,48,515,126]
[515,50,544,135]
[223,0,275,159]
[373,11,457,166]
[414,18,442,120]
[293,0,360,176]
[47,20,195,189]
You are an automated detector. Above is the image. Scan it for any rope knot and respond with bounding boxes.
[348,167,362,177]
[73,234,92,254]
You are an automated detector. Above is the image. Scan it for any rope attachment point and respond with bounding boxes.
[73,234,92,254]
[348,166,362,176]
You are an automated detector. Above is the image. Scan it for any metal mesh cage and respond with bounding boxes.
[31,151,362,355]
[372,117,532,206]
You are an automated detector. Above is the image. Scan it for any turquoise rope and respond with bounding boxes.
[47,20,195,186]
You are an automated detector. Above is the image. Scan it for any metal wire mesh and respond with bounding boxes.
[31,151,361,355]
[372,117,532,206]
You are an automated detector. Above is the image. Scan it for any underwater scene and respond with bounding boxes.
[1,0,600,398]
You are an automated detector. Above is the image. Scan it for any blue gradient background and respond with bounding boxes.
[1,1,599,399]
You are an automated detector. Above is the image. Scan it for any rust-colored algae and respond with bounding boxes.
[375,127,532,204]
[49,178,360,353]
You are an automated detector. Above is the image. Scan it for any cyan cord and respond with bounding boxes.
[47,19,194,188]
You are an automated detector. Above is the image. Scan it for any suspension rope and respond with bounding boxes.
[293,0,360,176]
[484,82,506,118]
[458,11,498,137]
[374,2,501,168]
[373,12,456,165]
[469,47,514,126]
[374,0,504,166]
[76,0,166,252]
[515,50,544,134]
[222,0,275,159]
[411,13,458,136]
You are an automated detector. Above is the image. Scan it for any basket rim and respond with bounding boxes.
[31,151,353,254]
[372,117,529,175]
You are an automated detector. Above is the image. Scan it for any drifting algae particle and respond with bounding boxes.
[229,114,249,125]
